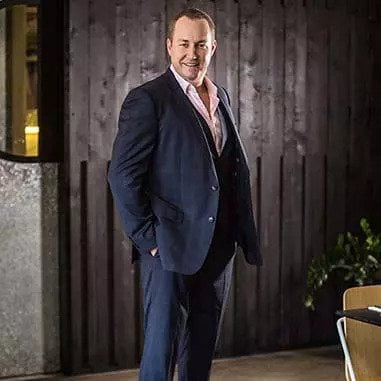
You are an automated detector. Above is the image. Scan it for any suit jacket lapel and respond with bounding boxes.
[163,68,249,168]
[164,69,218,166]
[216,87,250,167]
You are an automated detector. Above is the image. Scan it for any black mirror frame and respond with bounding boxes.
[0,0,63,163]
[0,0,39,6]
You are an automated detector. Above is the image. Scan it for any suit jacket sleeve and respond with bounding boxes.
[108,87,158,253]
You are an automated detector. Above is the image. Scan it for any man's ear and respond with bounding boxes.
[166,38,172,56]
[211,40,217,57]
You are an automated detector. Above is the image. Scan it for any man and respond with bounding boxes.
[108,8,262,381]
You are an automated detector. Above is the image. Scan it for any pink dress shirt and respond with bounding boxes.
[170,65,223,155]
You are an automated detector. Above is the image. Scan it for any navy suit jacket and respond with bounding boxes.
[108,68,262,274]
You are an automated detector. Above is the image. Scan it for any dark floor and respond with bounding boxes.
[8,346,345,381]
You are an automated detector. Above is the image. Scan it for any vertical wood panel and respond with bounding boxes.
[87,159,110,368]
[347,0,359,15]
[326,0,348,262]
[234,0,263,355]
[369,1,381,228]
[80,161,89,368]
[346,1,373,231]
[281,0,307,348]
[113,0,142,368]
[67,0,90,372]
[115,0,142,109]
[141,0,167,83]
[292,0,310,347]
[87,0,117,369]
[305,0,331,343]
[89,0,117,161]
[258,0,284,349]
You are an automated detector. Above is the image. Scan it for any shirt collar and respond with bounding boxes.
[169,64,218,99]
[170,64,190,93]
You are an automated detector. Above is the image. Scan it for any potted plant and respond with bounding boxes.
[304,218,381,310]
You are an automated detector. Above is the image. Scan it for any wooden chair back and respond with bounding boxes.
[343,285,381,381]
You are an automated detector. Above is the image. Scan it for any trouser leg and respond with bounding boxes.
[139,255,187,381]
[177,254,235,381]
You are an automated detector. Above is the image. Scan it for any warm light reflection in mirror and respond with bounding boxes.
[0,4,39,157]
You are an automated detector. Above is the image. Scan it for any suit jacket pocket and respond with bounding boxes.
[150,194,184,223]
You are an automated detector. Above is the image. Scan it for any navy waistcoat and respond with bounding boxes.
[192,103,239,256]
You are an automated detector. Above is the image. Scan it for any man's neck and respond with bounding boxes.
[195,82,208,95]
[189,77,205,89]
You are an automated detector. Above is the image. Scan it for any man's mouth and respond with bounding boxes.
[183,62,199,67]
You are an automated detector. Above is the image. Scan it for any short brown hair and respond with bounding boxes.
[167,8,216,41]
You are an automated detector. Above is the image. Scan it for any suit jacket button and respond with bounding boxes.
[236,157,240,163]
[211,185,218,191]
[208,216,215,223]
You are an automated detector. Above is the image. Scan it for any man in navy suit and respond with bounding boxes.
[108,8,262,380]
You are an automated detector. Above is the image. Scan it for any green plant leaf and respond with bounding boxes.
[304,217,381,310]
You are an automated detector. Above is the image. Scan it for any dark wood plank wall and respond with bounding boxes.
[113,0,141,369]
[305,0,329,344]
[281,0,306,347]
[64,0,381,374]
[371,1,381,228]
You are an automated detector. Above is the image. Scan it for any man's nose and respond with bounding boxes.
[187,46,197,59]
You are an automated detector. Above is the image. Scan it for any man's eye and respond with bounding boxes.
[180,43,188,47]
[198,43,206,48]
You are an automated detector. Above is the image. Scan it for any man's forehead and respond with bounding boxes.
[173,16,212,36]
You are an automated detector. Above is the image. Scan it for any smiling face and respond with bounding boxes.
[166,16,216,87]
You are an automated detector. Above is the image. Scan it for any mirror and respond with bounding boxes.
[0,3,39,157]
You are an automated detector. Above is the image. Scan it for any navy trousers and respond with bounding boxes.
[138,247,235,381]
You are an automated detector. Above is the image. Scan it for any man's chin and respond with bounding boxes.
[182,69,201,82]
